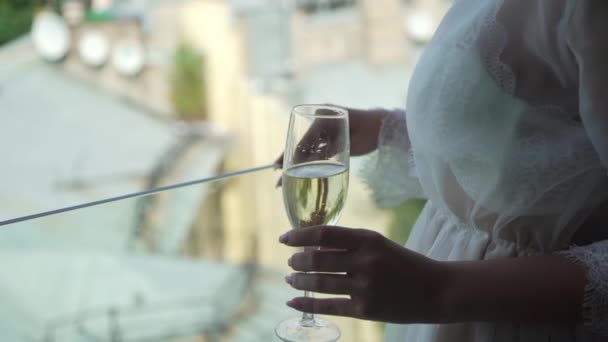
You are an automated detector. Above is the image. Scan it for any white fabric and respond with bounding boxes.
[360,0,608,340]
[560,241,608,337]
[360,109,425,208]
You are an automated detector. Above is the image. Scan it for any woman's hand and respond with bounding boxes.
[274,106,387,168]
[274,105,389,187]
[279,226,449,324]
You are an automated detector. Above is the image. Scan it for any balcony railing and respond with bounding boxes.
[0,166,301,341]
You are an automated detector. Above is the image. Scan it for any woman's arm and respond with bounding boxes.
[280,226,590,326]
[274,106,395,168]
[441,255,586,324]
[276,105,423,205]
[345,107,395,157]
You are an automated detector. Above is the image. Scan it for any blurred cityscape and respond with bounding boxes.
[0,0,449,341]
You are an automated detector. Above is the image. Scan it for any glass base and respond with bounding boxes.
[275,317,341,342]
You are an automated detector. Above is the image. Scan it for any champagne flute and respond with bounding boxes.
[276,104,350,342]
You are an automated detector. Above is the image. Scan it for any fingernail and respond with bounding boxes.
[279,232,289,243]
[285,274,294,285]
[287,299,302,309]
[288,256,293,267]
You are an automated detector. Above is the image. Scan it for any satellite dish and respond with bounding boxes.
[405,11,435,43]
[112,38,146,77]
[32,11,71,62]
[79,30,110,67]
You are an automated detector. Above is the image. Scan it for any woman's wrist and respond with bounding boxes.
[346,107,390,156]
[428,260,458,323]
[433,256,586,324]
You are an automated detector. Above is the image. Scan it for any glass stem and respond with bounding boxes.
[300,246,318,327]
[301,290,315,327]
[300,177,327,326]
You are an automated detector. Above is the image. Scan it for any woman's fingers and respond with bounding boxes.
[274,154,284,169]
[284,116,341,165]
[287,273,355,295]
[275,106,347,188]
[289,250,353,273]
[276,176,283,188]
[280,226,380,250]
[274,154,284,188]
[287,297,357,318]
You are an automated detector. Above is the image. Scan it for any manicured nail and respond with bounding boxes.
[287,299,302,309]
[285,274,294,285]
[279,232,289,243]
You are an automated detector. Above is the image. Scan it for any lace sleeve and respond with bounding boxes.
[561,1,608,335]
[359,109,425,208]
[558,241,608,336]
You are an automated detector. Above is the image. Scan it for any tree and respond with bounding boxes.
[170,42,208,121]
[0,0,44,46]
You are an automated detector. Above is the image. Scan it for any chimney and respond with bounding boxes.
[359,0,407,67]
[92,0,113,12]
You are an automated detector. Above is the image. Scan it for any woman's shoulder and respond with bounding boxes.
[562,0,608,62]
[567,0,608,14]
[565,0,608,36]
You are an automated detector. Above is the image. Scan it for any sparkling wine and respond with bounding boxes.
[283,161,349,228]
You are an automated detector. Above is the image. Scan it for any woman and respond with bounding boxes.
[278,0,608,341]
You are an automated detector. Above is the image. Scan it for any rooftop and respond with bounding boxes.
[0,33,303,342]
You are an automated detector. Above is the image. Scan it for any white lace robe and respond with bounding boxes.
[361,0,608,340]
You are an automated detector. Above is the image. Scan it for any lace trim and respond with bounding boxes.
[426,0,603,213]
[360,110,425,208]
[479,0,516,95]
[484,0,575,118]
[558,241,608,336]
